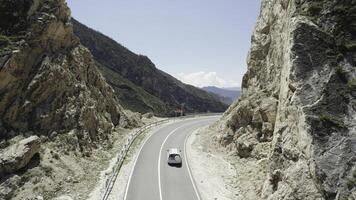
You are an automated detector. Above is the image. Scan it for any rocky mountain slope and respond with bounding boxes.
[202,86,241,105]
[72,19,228,116]
[0,0,138,199]
[0,0,130,144]
[216,0,356,199]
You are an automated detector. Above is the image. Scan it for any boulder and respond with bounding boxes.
[0,136,41,175]
[143,112,154,119]
[0,174,21,199]
[259,97,278,124]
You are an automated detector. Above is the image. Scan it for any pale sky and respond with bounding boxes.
[66,0,261,88]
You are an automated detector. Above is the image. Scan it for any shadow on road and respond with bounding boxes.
[168,163,183,168]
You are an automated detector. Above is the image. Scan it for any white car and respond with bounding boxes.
[167,148,182,167]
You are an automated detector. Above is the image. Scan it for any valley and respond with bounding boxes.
[0,0,355,200]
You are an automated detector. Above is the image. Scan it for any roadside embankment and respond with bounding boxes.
[186,124,268,200]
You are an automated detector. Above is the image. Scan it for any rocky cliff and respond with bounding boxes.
[0,0,139,199]
[72,19,228,116]
[0,0,128,146]
[217,0,356,199]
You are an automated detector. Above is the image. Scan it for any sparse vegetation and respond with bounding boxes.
[307,1,323,16]
[21,172,34,185]
[52,152,60,160]
[0,34,10,46]
[351,100,356,111]
[97,63,169,115]
[41,165,53,177]
[346,177,356,190]
[336,53,344,62]
[346,168,356,190]
[335,66,348,83]
[72,19,228,116]
[0,139,10,148]
[348,79,356,92]
[345,41,356,51]
[319,114,347,129]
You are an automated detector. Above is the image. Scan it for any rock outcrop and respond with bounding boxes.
[217,0,356,199]
[0,0,128,147]
[0,136,40,175]
[0,1,137,198]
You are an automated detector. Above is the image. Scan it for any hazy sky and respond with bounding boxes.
[67,0,261,88]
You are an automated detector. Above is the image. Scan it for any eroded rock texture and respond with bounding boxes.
[218,0,356,199]
[0,0,127,148]
[0,136,40,175]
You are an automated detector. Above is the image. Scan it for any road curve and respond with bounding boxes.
[124,116,220,200]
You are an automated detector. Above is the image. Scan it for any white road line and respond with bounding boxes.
[124,125,163,200]
[159,120,209,200]
[125,117,218,200]
[158,127,181,200]
[124,119,194,200]
[184,130,202,200]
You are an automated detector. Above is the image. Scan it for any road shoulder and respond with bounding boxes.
[106,120,178,200]
[186,126,238,200]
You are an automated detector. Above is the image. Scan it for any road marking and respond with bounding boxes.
[125,117,218,200]
[158,121,209,200]
[184,129,202,200]
[158,127,181,200]
[124,119,198,200]
[124,124,169,200]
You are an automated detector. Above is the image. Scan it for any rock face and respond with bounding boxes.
[0,136,40,175]
[0,0,127,146]
[218,0,356,199]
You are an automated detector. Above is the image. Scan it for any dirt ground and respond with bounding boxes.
[186,124,268,200]
[0,127,131,200]
[0,115,161,200]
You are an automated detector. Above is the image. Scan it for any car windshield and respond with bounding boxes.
[169,154,180,159]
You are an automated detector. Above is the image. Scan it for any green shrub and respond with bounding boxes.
[8,35,24,42]
[41,165,53,176]
[299,1,323,17]
[308,2,323,16]
[346,178,356,189]
[345,41,356,51]
[0,34,10,46]
[52,152,60,160]
[351,100,356,111]
[348,79,356,92]
[336,66,348,83]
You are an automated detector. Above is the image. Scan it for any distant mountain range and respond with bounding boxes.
[72,19,228,116]
[202,86,241,105]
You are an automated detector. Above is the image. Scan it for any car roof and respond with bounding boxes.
[168,148,180,155]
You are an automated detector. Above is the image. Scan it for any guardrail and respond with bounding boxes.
[101,118,170,200]
[101,113,222,200]
[181,112,223,118]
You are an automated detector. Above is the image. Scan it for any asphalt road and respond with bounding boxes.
[124,116,220,200]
